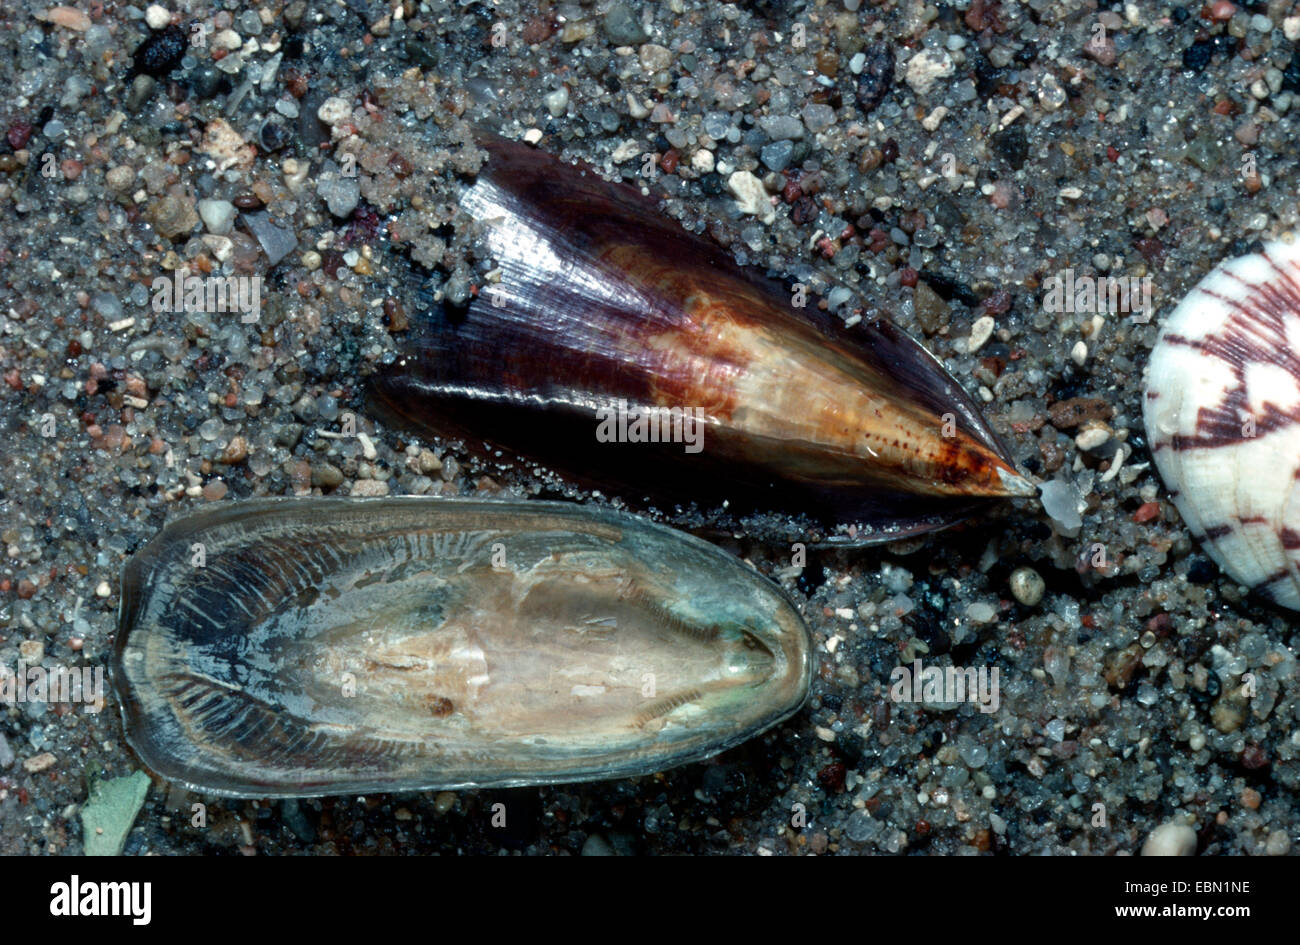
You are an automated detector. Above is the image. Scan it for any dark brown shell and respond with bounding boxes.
[370,133,1032,544]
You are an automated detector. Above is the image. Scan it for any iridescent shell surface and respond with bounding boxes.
[1143,238,1300,610]
[370,133,1033,545]
[112,498,812,797]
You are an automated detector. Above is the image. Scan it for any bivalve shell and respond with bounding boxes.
[111,498,812,797]
[1143,238,1300,609]
[370,132,1034,547]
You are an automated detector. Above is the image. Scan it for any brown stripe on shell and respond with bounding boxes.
[1158,247,1300,451]
[1256,567,1297,601]
[1198,523,1234,541]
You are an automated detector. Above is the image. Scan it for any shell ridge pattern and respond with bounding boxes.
[1144,239,1300,610]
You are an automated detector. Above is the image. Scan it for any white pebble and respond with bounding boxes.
[212,29,242,51]
[145,4,171,30]
[967,315,994,352]
[350,479,389,497]
[921,106,949,132]
[1009,567,1045,607]
[691,149,715,174]
[639,44,671,73]
[905,48,954,96]
[1141,821,1197,856]
[317,96,353,127]
[1266,830,1291,856]
[197,198,236,236]
[543,87,569,118]
[1070,341,1088,366]
[727,171,774,223]
[1075,425,1111,452]
[611,139,641,164]
[96,581,112,598]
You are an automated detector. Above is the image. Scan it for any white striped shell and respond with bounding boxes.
[1143,238,1300,610]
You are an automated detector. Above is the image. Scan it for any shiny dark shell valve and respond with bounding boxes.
[371,132,1034,544]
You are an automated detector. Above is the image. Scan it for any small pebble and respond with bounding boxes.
[905,48,954,96]
[760,140,793,173]
[125,74,156,112]
[105,165,135,192]
[244,211,298,266]
[604,3,648,45]
[311,462,343,489]
[639,44,671,73]
[318,177,361,218]
[727,171,773,223]
[350,479,390,497]
[221,436,248,465]
[1040,480,1083,533]
[146,194,198,239]
[581,834,617,856]
[801,104,835,134]
[543,87,570,117]
[913,281,949,334]
[967,316,994,352]
[1075,425,1112,452]
[1141,821,1197,856]
[1211,696,1246,734]
[317,97,353,127]
[197,198,236,236]
[46,6,91,31]
[23,752,57,774]
[921,106,949,132]
[1009,567,1045,607]
[1265,831,1291,856]
[144,4,171,30]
